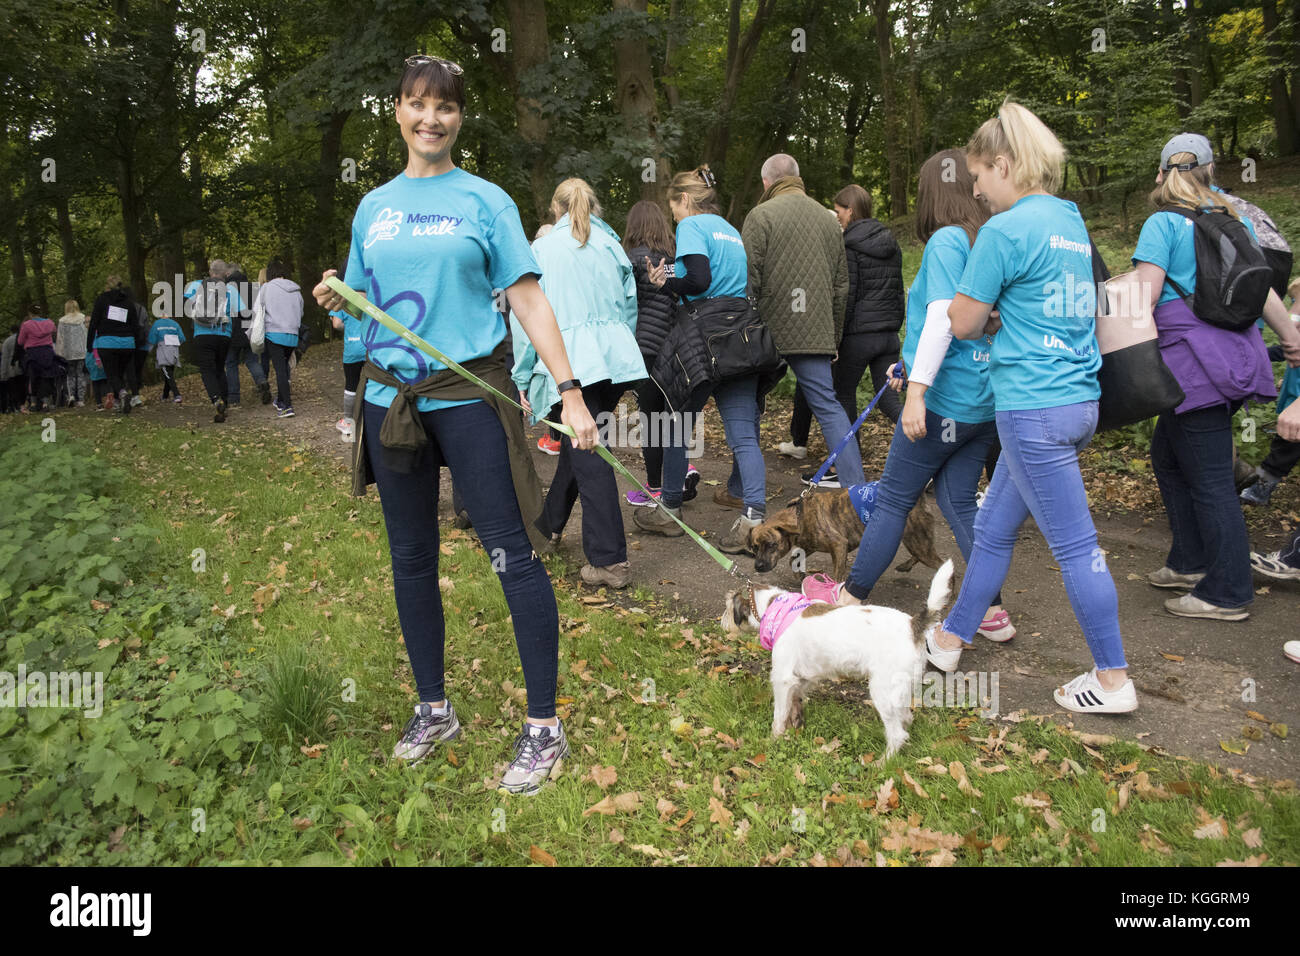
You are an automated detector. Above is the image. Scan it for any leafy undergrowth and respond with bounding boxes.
[1,413,1296,866]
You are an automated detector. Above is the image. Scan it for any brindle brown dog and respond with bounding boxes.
[749,489,941,581]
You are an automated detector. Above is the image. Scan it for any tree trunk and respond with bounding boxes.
[613,0,668,199]
[839,85,868,185]
[300,110,350,331]
[55,192,82,308]
[664,0,681,110]
[1163,0,1192,119]
[1263,0,1298,154]
[505,0,553,223]
[703,0,779,192]
[871,0,908,217]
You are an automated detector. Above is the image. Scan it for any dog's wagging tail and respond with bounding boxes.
[922,558,956,646]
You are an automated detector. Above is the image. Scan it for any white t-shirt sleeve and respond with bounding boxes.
[908,298,955,387]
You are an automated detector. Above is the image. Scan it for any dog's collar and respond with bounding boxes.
[748,588,759,624]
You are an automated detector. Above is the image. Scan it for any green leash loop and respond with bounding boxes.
[324,276,738,574]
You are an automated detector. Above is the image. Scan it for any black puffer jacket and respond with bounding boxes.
[843,218,904,335]
[88,286,142,346]
[627,244,676,364]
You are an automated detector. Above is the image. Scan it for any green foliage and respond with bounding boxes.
[260,644,339,745]
[0,434,260,864]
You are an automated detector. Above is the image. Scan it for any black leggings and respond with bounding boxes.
[634,377,667,487]
[98,347,138,399]
[267,342,293,406]
[193,335,230,404]
[160,365,179,399]
[343,360,363,393]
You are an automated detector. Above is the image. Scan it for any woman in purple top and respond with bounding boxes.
[1131,134,1300,619]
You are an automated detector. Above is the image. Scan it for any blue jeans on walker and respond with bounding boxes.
[845,409,1001,605]
[942,400,1127,671]
[785,353,865,485]
[662,375,766,515]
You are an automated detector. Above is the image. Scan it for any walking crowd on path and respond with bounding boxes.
[15,53,1300,796]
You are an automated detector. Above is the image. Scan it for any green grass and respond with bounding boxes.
[1,411,1295,866]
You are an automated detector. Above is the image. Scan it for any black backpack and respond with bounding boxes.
[1158,205,1273,332]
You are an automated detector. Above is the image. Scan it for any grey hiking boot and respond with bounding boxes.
[1240,471,1280,507]
[498,721,569,795]
[719,512,761,555]
[392,702,461,763]
[580,562,631,589]
[634,503,684,537]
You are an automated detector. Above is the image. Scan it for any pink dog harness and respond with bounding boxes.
[758,592,814,651]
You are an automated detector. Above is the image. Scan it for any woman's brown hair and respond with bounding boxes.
[833,184,872,223]
[914,148,990,246]
[623,200,675,256]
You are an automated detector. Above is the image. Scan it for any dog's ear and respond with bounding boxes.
[791,498,804,521]
[773,507,800,535]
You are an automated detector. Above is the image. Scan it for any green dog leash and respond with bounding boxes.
[324,276,738,574]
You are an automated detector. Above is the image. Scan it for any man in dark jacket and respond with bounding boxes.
[743,153,858,487]
[785,194,905,461]
[223,263,271,406]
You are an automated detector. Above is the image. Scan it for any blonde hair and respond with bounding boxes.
[64,298,81,315]
[1287,276,1300,304]
[967,101,1066,195]
[666,165,721,216]
[550,178,602,246]
[1149,153,1239,219]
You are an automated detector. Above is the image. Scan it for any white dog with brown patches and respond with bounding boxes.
[722,560,955,756]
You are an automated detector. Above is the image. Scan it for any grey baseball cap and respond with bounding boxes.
[1160,133,1213,171]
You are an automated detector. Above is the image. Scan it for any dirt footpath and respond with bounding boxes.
[136,343,1300,780]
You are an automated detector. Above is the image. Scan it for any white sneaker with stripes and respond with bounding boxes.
[1054,668,1137,714]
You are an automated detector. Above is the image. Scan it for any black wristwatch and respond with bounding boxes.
[556,378,582,395]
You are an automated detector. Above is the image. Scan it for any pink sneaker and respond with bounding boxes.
[801,573,842,604]
[976,609,1016,642]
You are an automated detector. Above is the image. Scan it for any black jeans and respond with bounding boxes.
[98,347,138,399]
[362,398,559,716]
[539,380,627,567]
[192,335,230,404]
[791,330,903,445]
[267,342,293,407]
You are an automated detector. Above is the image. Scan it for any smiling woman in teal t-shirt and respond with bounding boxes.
[312,54,597,797]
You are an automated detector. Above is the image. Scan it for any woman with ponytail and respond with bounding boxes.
[926,102,1136,714]
[635,165,777,553]
[514,177,646,588]
[1132,133,1300,620]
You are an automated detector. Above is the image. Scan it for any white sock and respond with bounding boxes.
[425,701,447,714]
[527,721,557,736]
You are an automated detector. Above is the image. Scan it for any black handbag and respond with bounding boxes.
[686,295,783,383]
[1093,245,1184,431]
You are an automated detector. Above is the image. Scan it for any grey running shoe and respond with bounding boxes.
[1240,472,1280,507]
[1146,566,1205,589]
[497,721,569,795]
[392,702,461,763]
[1164,593,1249,621]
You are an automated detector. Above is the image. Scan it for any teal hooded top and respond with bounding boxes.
[511,213,646,424]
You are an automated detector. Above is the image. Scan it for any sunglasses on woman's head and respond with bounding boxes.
[405,54,464,75]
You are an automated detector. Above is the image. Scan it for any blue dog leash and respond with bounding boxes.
[806,365,906,488]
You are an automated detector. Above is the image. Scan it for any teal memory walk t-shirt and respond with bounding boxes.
[674,213,748,301]
[183,280,244,338]
[956,194,1101,412]
[331,309,367,364]
[1132,199,1259,307]
[344,167,539,412]
[901,225,994,424]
